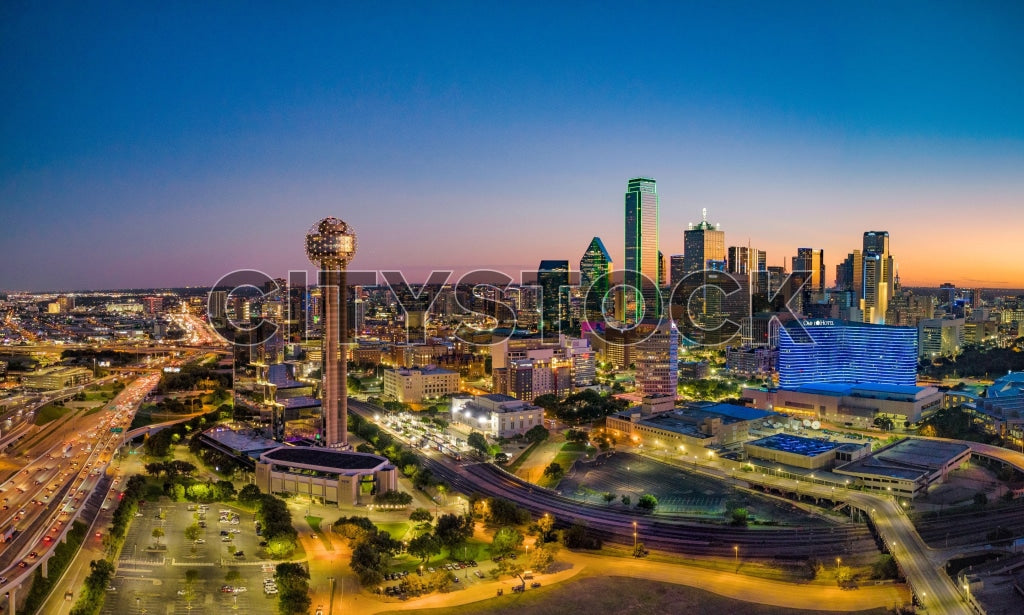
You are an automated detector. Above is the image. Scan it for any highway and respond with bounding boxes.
[0,372,161,613]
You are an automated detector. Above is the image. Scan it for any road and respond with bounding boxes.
[0,372,161,613]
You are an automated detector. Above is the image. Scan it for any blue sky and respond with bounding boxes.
[2,2,1023,291]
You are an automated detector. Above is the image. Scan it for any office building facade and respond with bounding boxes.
[624,177,660,322]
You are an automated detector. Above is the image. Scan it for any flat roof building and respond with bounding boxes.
[833,438,971,499]
[382,365,460,404]
[744,433,870,470]
[743,382,942,428]
[21,366,93,390]
[450,393,545,439]
[255,445,397,507]
[606,401,777,453]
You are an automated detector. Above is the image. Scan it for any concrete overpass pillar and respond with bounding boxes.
[41,556,48,578]
[8,585,15,614]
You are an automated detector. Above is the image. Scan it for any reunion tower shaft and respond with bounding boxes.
[305,218,357,449]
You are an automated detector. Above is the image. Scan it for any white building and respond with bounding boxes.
[450,393,545,439]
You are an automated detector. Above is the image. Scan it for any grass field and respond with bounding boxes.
[377,521,412,541]
[34,403,73,425]
[374,574,891,615]
[537,442,592,488]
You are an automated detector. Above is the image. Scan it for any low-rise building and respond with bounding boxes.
[255,446,398,507]
[21,366,93,390]
[744,433,870,470]
[449,393,545,439]
[606,400,777,452]
[833,438,971,499]
[382,365,460,403]
[742,382,942,428]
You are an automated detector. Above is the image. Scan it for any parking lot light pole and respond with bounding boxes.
[328,576,336,615]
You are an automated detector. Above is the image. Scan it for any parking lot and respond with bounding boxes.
[103,500,283,614]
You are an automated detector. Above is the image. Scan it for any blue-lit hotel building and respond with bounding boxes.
[778,319,917,388]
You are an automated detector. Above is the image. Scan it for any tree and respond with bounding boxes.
[152,527,165,545]
[620,494,631,507]
[729,508,749,527]
[636,494,658,511]
[565,429,588,443]
[238,484,262,504]
[184,523,201,542]
[373,490,413,507]
[524,425,550,443]
[562,522,601,550]
[467,432,490,456]
[435,513,473,552]
[491,526,524,556]
[487,497,529,526]
[408,532,442,563]
[409,508,433,525]
[535,513,555,542]
[529,542,559,572]
[602,492,616,504]
[542,462,564,481]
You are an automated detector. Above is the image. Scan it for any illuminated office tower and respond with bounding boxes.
[792,248,825,296]
[861,231,894,325]
[580,237,612,319]
[538,260,570,333]
[305,217,357,449]
[683,209,725,275]
[624,177,660,323]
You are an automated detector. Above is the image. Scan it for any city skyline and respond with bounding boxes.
[3,3,1024,291]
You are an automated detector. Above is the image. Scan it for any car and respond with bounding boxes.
[427,567,435,573]
[18,562,27,568]
[474,570,483,578]
[531,582,541,588]
[220,585,233,593]
[195,538,206,544]
[220,530,229,536]
[264,586,278,595]
[234,551,244,558]
[176,589,188,596]
[232,587,247,593]
[316,607,324,615]
[28,552,37,559]
[43,536,52,543]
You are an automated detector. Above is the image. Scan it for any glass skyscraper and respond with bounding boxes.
[580,237,612,318]
[778,319,917,387]
[624,177,659,323]
[537,259,570,334]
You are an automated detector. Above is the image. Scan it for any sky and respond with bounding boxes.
[2,1,1024,292]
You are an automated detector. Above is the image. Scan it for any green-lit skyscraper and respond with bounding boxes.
[580,237,612,322]
[624,177,660,323]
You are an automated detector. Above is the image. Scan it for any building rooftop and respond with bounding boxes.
[746,433,844,458]
[261,446,389,471]
[835,438,971,481]
[203,428,280,456]
[481,393,517,403]
[278,396,321,409]
[635,413,712,440]
[988,372,1024,398]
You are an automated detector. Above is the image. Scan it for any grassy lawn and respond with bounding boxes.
[374,574,891,615]
[306,515,323,532]
[377,521,412,541]
[34,403,73,425]
[507,440,542,473]
[537,442,594,489]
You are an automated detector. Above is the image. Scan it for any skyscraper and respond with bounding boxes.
[861,231,894,325]
[537,260,570,333]
[792,248,825,296]
[683,209,725,274]
[580,237,612,318]
[624,177,660,323]
[305,217,357,449]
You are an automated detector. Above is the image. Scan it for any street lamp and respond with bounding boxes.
[633,521,638,551]
[836,557,841,576]
[733,545,738,565]
[327,576,336,615]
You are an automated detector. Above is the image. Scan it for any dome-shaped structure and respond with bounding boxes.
[305,217,357,268]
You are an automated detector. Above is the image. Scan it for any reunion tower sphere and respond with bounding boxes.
[305,217,357,268]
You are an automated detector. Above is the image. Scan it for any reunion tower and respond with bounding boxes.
[305,217,357,449]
